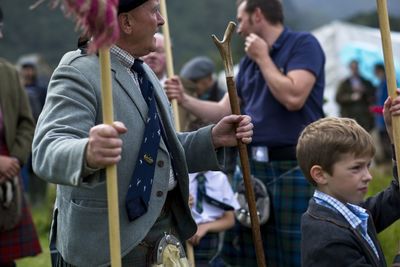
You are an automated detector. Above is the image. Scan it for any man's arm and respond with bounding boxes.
[245,33,319,111]
[188,211,235,246]
[165,76,232,123]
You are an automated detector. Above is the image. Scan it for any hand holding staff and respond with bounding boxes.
[212,21,267,267]
[46,0,122,265]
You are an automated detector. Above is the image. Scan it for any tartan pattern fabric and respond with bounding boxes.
[0,191,41,264]
[222,159,314,267]
[194,232,219,266]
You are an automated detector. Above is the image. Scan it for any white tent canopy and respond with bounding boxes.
[312,21,400,116]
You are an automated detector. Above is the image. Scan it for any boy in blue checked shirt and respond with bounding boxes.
[297,96,400,267]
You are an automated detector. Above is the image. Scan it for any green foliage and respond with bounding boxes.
[0,0,78,69]
[347,11,400,31]
[0,1,242,71]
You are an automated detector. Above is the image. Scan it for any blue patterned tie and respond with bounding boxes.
[125,59,161,221]
[195,173,206,214]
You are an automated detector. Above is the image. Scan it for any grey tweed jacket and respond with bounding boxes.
[32,50,224,267]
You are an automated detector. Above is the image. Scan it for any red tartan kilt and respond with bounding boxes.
[0,182,42,263]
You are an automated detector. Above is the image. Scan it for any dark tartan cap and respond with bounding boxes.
[118,0,148,13]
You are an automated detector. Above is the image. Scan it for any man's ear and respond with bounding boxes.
[118,13,133,34]
[253,7,264,23]
[310,165,328,185]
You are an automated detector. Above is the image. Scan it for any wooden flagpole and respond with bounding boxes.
[99,48,122,267]
[376,1,400,266]
[376,1,400,173]
[160,0,181,131]
[159,0,194,266]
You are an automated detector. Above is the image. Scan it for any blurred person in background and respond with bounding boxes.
[336,59,376,132]
[372,63,391,164]
[142,32,167,84]
[18,57,48,206]
[178,56,237,180]
[0,6,41,266]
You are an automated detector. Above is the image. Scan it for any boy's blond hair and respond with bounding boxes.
[296,117,375,186]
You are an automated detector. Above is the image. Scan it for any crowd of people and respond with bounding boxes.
[1,0,400,267]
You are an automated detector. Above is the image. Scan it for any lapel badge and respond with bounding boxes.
[144,154,154,165]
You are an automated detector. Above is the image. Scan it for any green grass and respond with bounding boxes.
[15,166,400,266]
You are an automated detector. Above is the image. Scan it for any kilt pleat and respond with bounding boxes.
[222,159,313,267]
[0,194,41,264]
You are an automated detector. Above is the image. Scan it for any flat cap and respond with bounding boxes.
[180,56,215,81]
[118,0,148,13]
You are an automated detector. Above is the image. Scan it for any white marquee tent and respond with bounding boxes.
[312,21,400,116]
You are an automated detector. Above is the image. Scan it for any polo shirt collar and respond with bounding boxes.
[270,27,290,53]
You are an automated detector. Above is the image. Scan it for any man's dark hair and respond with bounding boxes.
[374,63,385,72]
[237,0,284,25]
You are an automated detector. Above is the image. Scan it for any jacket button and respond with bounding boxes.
[157,160,164,167]
[156,191,163,197]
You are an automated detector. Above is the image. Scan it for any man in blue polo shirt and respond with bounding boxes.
[164,0,325,266]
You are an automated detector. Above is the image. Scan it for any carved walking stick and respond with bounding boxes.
[212,21,267,267]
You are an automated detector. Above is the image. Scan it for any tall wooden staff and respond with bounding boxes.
[159,0,195,266]
[376,0,400,169]
[376,1,400,266]
[160,0,181,131]
[38,0,122,266]
[212,21,266,267]
[99,48,122,267]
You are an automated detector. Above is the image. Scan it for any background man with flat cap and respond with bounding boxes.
[32,0,253,266]
[179,56,226,131]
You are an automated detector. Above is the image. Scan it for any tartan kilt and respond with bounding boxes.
[0,192,41,264]
[222,159,314,267]
[194,232,219,267]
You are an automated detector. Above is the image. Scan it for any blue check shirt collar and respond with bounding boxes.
[314,190,379,258]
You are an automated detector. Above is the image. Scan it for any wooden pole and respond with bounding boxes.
[160,0,181,132]
[159,0,194,265]
[376,0,400,183]
[99,48,122,267]
[212,22,266,267]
